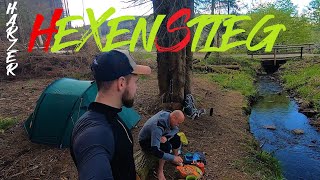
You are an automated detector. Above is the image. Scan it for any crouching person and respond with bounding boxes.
[138,110,185,180]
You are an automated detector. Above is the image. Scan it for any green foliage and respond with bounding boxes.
[307,0,320,24]
[0,117,17,131]
[311,26,320,44]
[239,5,313,45]
[195,0,239,14]
[274,0,298,15]
[281,57,320,109]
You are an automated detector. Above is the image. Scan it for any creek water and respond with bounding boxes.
[249,75,320,180]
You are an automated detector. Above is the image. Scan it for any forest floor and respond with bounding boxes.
[0,50,278,180]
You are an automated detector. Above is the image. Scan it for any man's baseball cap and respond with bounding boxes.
[91,49,151,81]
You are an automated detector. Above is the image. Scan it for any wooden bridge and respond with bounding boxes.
[248,43,316,65]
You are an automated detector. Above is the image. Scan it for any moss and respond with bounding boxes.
[0,117,18,131]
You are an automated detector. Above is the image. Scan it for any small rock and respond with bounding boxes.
[264,125,276,130]
[292,129,304,135]
[310,121,320,127]
[300,101,310,109]
[297,99,304,104]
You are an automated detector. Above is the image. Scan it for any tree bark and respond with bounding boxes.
[153,0,194,109]
[204,0,217,60]
[134,150,157,180]
[185,0,194,96]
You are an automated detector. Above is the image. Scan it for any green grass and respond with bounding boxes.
[235,152,284,180]
[131,51,156,61]
[201,56,260,68]
[281,57,320,109]
[208,72,256,97]
[200,56,259,98]
[138,75,149,81]
[0,117,17,131]
[69,72,92,80]
[209,71,257,115]
[197,56,260,114]
[234,139,284,180]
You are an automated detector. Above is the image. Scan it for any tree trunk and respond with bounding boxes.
[185,0,194,96]
[216,30,221,59]
[153,0,194,109]
[17,1,26,44]
[204,0,216,60]
[134,150,157,180]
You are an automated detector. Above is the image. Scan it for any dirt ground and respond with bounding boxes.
[0,56,257,179]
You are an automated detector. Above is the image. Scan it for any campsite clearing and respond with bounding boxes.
[0,54,268,179]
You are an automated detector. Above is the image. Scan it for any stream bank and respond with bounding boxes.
[250,74,320,179]
[204,56,320,179]
[279,57,320,131]
[201,56,284,179]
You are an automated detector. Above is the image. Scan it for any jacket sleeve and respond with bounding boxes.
[72,126,115,180]
[165,126,179,140]
[150,127,175,161]
[78,145,114,180]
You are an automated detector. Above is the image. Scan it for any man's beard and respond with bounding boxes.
[122,89,134,108]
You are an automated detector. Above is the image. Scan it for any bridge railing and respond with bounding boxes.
[247,44,315,65]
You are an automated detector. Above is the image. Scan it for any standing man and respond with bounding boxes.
[71,49,151,180]
[138,110,185,180]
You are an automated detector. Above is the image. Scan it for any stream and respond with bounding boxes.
[249,75,320,180]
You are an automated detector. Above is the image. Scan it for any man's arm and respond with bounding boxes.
[72,126,115,180]
[165,126,179,141]
[78,145,114,180]
[150,127,175,161]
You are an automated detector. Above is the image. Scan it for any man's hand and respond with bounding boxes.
[173,155,183,166]
[160,136,167,143]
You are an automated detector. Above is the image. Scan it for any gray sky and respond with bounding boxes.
[67,0,311,26]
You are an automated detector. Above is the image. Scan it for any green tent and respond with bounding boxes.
[24,78,140,148]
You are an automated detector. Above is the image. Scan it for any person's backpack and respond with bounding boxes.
[183,94,206,120]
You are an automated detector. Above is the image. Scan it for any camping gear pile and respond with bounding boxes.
[176,151,207,179]
[176,132,207,179]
